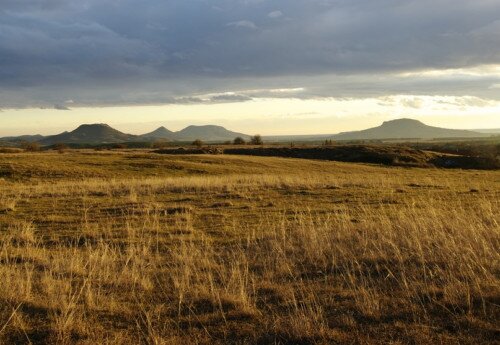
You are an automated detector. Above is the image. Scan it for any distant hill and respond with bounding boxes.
[2,119,491,147]
[333,119,487,140]
[40,124,138,145]
[140,126,175,140]
[263,134,332,142]
[473,128,500,134]
[173,125,250,141]
[139,125,249,142]
[0,134,45,144]
[2,124,250,146]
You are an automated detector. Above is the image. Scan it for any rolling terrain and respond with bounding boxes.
[172,125,249,141]
[0,119,492,146]
[0,135,45,144]
[0,150,498,344]
[157,144,500,170]
[2,124,249,146]
[140,126,176,141]
[139,125,249,142]
[332,118,487,140]
[39,124,138,145]
[264,118,491,142]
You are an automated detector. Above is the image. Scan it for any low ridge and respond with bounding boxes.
[140,126,175,140]
[40,123,138,145]
[1,119,491,146]
[333,118,486,140]
[174,125,249,141]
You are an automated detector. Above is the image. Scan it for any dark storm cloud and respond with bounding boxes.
[1,0,500,107]
[53,103,70,110]
[210,94,253,102]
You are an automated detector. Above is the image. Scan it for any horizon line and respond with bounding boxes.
[1,118,499,139]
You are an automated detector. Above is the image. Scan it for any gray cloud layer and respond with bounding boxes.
[1,0,500,107]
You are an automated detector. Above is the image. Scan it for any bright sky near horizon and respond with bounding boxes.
[1,1,500,136]
[1,94,500,136]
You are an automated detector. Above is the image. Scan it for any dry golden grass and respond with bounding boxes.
[0,151,499,344]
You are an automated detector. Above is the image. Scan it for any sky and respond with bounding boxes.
[1,0,500,136]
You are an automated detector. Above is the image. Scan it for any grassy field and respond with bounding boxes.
[0,150,499,344]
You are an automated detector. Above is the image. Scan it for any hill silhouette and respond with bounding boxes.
[333,118,486,140]
[173,125,249,141]
[40,124,138,145]
[1,119,490,146]
[139,125,249,142]
[35,124,249,145]
[140,126,175,140]
[0,134,44,144]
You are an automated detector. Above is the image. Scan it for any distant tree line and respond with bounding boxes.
[191,135,264,147]
[20,141,41,152]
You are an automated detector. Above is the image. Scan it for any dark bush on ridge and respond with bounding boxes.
[233,137,246,145]
[250,135,263,145]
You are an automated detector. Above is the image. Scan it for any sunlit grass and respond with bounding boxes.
[0,151,498,344]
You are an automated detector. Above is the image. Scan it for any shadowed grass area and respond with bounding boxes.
[0,150,499,344]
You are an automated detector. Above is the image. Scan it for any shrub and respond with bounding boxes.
[21,141,41,152]
[250,135,263,145]
[0,147,23,154]
[192,139,203,147]
[152,140,169,149]
[54,143,68,153]
[233,137,246,145]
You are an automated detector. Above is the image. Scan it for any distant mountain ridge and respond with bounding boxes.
[40,124,138,145]
[140,126,175,140]
[0,134,44,143]
[332,118,487,140]
[473,128,500,134]
[5,123,250,145]
[138,125,249,141]
[0,119,491,146]
[174,125,249,141]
